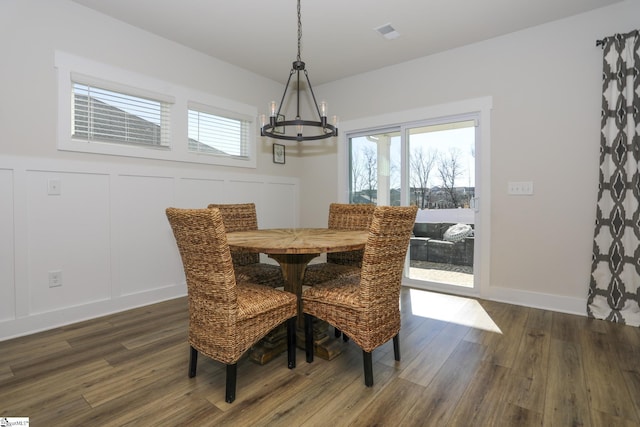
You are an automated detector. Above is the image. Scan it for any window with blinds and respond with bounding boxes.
[57,51,256,167]
[188,104,250,158]
[72,82,171,148]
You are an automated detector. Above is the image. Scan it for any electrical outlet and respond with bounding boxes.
[49,270,62,288]
[507,181,534,195]
[48,179,61,195]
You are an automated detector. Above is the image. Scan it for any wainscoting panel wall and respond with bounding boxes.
[226,179,269,205]
[261,181,298,229]
[0,155,299,341]
[26,170,112,315]
[0,169,15,322]
[175,177,227,209]
[115,174,177,298]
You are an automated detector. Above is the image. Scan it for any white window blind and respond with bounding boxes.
[72,82,171,148]
[188,104,250,158]
[57,52,256,167]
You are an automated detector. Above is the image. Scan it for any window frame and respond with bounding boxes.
[187,101,252,159]
[71,75,173,149]
[55,51,257,168]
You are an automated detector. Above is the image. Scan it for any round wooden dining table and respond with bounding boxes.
[226,228,368,361]
[226,227,368,301]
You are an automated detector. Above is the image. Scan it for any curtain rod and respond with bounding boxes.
[596,30,640,47]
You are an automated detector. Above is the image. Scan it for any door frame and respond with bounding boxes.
[337,97,492,298]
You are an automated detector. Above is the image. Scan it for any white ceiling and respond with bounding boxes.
[71,0,622,85]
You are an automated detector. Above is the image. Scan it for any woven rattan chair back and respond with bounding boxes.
[303,205,417,387]
[325,203,375,266]
[356,206,418,347]
[207,203,260,266]
[166,208,240,358]
[166,207,297,403]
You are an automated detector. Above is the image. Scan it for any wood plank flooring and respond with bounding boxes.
[1,287,639,426]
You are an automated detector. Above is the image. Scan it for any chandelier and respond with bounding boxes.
[260,0,338,142]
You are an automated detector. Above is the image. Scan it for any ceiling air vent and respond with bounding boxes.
[374,23,400,40]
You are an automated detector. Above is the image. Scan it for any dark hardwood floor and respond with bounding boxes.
[1,287,639,426]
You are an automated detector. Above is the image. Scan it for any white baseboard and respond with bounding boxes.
[403,281,587,318]
[484,286,587,317]
[0,286,186,342]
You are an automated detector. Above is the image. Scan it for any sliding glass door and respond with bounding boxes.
[406,120,476,291]
[348,115,479,294]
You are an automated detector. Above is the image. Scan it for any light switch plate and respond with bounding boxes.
[508,181,534,195]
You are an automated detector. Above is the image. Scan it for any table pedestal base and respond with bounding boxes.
[247,251,351,365]
[303,329,344,360]
[249,324,288,365]
[298,318,344,360]
[249,320,344,364]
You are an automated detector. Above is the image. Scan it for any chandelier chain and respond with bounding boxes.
[297,0,302,63]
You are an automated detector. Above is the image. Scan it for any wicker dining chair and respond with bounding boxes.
[302,205,418,387]
[302,203,375,286]
[166,207,297,403]
[207,203,284,288]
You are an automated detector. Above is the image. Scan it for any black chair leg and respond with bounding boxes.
[393,334,400,361]
[304,313,314,363]
[334,327,341,338]
[287,317,296,369]
[188,346,198,378]
[363,350,373,387]
[225,363,237,403]
[343,333,349,342]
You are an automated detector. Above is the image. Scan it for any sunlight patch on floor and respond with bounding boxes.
[408,288,502,334]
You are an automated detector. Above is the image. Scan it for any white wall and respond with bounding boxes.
[301,1,640,314]
[0,0,300,340]
[0,155,298,340]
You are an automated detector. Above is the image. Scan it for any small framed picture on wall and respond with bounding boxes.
[273,143,285,164]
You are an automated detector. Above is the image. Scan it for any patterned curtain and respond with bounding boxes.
[589,30,640,326]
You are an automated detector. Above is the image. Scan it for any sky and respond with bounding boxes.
[351,122,476,191]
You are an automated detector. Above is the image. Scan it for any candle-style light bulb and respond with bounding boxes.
[269,101,277,117]
[259,114,267,127]
[320,101,328,117]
